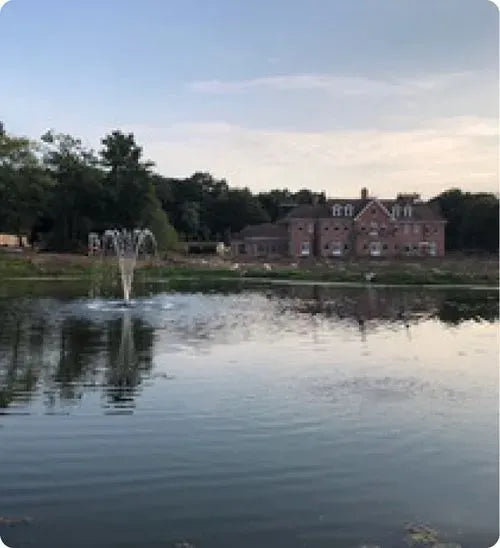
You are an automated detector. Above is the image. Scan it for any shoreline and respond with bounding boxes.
[1,252,498,288]
[1,274,498,291]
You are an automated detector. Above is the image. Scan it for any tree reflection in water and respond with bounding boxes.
[104,312,154,409]
[0,285,497,413]
[0,305,155,414]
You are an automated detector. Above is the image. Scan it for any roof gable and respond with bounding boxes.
[353,199,391,221]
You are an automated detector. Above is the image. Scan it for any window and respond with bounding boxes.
[404,244,411,253]
[369,221,379,236]
[413,224,419,234]
[403,224,410,235]
[324,243,329,250]
[369,241,382,256]
[300,241,310,256]
[361,225,367,232]
[331,241,342,256]
[238,243,246,254]
[298,226,303,231]
[403,205,412,217]
[429,242,437,256]
[363,244,368,250]
[308,223,314,234]
[383,243,388,250]
[344,225,349,231]
[324,226,329,231]
[332,204,343,217]
[371,208,377,215]
[344,244,349,250]
[334,225,339,231]
[392,204,401,218]
[344,204,353,216]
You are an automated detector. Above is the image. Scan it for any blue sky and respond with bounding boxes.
[1,0,498,197]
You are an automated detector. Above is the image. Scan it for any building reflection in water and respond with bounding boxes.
[0,285,497,413]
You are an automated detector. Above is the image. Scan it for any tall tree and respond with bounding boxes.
[41,131,104,250]
[100,130,177,251]
[0,126,52,244]
[431,189,499,253]
[100,131,156,228]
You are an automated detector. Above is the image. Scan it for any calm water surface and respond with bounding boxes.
[0,280,498,548]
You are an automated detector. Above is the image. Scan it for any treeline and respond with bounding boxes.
[0,123,498,253]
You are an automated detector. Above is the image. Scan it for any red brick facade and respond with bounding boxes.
[233,191,446,259]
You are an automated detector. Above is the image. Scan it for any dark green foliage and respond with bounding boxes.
[431,188,499,253]
[0,129,52,243]
[0,122,498,254]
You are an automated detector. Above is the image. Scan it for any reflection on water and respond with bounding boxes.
[0,281,498,548]
[0,283,497,413]
[0,310,155,414]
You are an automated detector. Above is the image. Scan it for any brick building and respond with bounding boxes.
[232,189,446,259]
[230,223,289,258]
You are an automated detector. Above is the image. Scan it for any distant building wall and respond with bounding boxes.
[0,234,28,247]
[288,219,315,258]
[233,191,446,260]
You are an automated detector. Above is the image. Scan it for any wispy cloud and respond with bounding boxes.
[0,0,12,13]
[122,116,498,198]
[188,72,478,97]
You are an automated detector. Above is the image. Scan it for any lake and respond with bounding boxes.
[0,279,498,548]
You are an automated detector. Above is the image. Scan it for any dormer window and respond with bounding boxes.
[403,205,412,217]
[344,204,353,216]
[332,204,343,217]
[392,204,401,218]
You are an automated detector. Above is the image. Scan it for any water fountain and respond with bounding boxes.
[101,229,157,303]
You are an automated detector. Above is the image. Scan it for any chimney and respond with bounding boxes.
[361,187,368,200]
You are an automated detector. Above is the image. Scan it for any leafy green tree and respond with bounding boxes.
[431,189,499,253]
[0,126,52,244]
[211,188,270,239]
[100,130,178,249]
[41,131,104,250]
[100,131,156,228]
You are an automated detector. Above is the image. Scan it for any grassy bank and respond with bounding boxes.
[1,251,497,287]
[141,264,498,286]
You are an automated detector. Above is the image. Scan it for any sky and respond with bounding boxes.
[0,0,498,198]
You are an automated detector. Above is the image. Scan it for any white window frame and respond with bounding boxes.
[392,204,401,218]
[369,241,382,256]
[331,241,342,256]
[300,241,311,256]
[403,205,412,217]
[332,204,343,217]
[429,242,437,256]
[344,204,353,216]
[369,221,379,236]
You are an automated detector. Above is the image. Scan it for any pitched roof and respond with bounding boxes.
[284,204,333,219]
[283,198,445,221]
[236,223,288,239]
[380,200,445,221]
